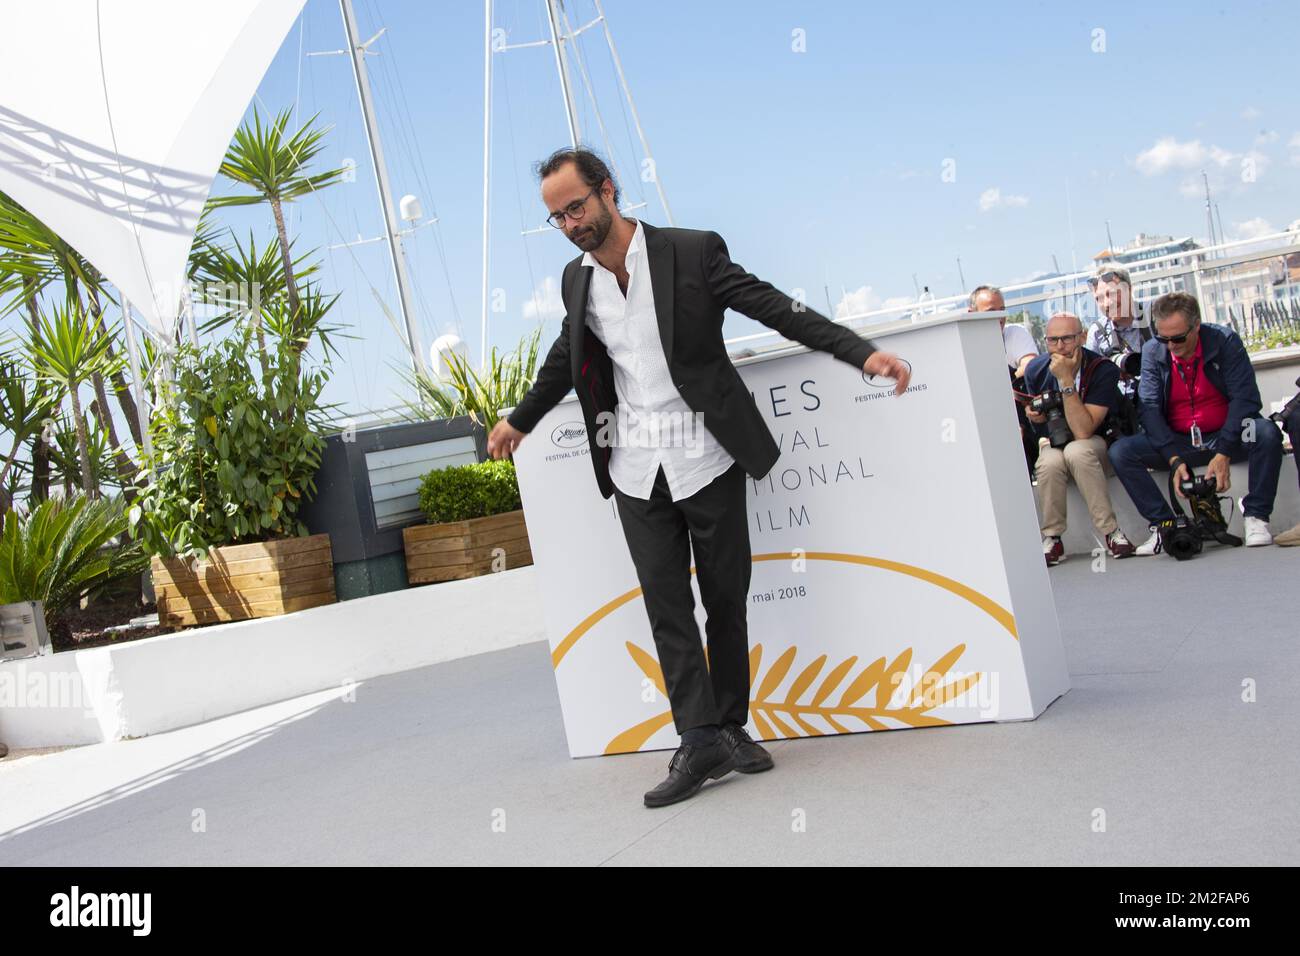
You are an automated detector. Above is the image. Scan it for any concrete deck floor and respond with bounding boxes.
[2,541,1297,866]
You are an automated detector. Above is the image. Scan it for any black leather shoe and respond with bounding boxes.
[643,740,736,808]
[719,722,773,773]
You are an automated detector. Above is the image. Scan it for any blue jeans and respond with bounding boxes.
[1108,417,1283,524]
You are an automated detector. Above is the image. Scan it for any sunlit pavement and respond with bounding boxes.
[2,543,1297,866]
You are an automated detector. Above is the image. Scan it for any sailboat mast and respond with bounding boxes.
[481,0,493,366]
[545,0,581,146]
[339,0,426,378]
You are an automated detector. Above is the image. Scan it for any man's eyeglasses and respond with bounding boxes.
[546,187,600,229]
[1154,328,1194,345]
[1045,333,1081,346]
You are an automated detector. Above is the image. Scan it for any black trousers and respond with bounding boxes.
[612,459,752,734]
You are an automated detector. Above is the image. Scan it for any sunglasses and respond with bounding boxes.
[1088,272,1128,286]
[1154,329,1194,345]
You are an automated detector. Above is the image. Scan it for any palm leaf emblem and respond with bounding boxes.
[605,642,982,754]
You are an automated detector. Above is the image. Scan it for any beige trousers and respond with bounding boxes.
[1035,434,1119,538]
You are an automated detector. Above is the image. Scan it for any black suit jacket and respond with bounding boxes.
[506,220,881,499]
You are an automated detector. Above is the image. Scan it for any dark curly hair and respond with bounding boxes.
[533,146,619,208]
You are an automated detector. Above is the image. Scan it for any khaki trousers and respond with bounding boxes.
[1034,434,1119,538]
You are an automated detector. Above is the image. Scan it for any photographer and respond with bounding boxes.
[1274,381,1300,546]
[1086,264,1148,433]
[969,284,1039,475]
[1024,312,1138,565]
[1086,264,1151,358]
[1108,292,1283,554]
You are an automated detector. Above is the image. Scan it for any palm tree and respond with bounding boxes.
[23,304,119,497]
[190,226,319,377]
[0,355,57,512]
[0,190,143,447]
[207,107,347,332]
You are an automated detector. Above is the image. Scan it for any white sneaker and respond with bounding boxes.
[1134,528,1163,556]
[1243,516,1273,547]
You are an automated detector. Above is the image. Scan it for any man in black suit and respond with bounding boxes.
[488,148,910,808]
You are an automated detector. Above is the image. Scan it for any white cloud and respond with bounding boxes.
[1242,106,1262,120]
[835,285,882,317]
[833,287,914,319]
[1255,129,1279,145]
[978,187,1029,212]
[1208,145,1236,167]
[1233,217,1275,240]
[1135,137,1238,175]
[1137,138,1204,174]
[522,275,564,321]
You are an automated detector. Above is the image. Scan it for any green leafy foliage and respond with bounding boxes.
[417,459,522,524]
[0,493,148,632]
[1244,325,1300,352]
[127,324,332,561]
[402,327,542,428]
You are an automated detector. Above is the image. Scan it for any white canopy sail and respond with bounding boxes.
[0,0,307,336]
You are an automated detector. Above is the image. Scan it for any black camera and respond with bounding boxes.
[1157,513,1203,560]
[1030,391,1072,449]
[1179,474,1218,497]
[1156,465,1242,560]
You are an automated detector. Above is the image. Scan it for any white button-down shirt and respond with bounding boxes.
[582,219,735,501]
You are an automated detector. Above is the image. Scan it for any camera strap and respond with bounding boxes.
[1165,460,1243,547]
[1078,354,1107,403]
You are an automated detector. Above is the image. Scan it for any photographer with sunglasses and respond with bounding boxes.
[1085,264,1152,358]
[1108,292,1283,554]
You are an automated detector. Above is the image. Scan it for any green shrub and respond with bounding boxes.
[127,323,331,561]
[0,493,149,635]
[1244,326,1300,352]
[417,459,521,523]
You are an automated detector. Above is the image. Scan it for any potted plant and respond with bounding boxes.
[0,493,151,649]
[403,459,532,584]
[128,316,339,628]
[122,106,349,629]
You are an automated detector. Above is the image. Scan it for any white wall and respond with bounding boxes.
[0,565,546,748]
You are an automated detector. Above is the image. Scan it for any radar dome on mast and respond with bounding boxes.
[430,333,467,379]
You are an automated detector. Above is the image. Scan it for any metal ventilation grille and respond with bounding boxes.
[365,435,479,530]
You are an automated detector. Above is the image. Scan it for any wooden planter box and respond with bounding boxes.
[402,509,533,584]
[151,533,337,629]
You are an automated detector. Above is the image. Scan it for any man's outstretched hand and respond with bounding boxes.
[864,351,911,395]
[487,419,527,460]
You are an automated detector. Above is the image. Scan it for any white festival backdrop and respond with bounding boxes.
[509,311,1070,758]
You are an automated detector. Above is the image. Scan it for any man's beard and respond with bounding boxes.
[567,202,613,251]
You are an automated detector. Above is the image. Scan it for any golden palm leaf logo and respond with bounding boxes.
[604,642,982,754]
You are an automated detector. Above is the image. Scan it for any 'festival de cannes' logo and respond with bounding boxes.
[551,421,587,448]
[862,358,913,388]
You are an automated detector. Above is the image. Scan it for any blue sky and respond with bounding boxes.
[231,0,1300,417]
